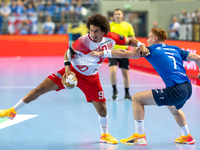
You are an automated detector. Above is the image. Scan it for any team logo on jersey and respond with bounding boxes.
[99,43,113,51]
[101,40,111,45]
[76,65,88,72]
[156,47,162,50]
[107,42,113,49]
[99,45,107,51]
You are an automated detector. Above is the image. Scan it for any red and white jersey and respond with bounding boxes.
[71,32,126,75]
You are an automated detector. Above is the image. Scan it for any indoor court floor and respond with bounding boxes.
[0,56,199,150]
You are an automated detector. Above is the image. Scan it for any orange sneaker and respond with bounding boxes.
[120,133,146,146]
[175,134,195,144]
[100,133,118,144]
[0,107,17,119]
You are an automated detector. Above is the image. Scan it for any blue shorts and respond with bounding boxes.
[152,82,192,109]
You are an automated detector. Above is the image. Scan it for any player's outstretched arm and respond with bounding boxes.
[90,49,140,59]
[186,53,200,79]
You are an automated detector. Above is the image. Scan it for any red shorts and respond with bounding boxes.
[47,66,106,102]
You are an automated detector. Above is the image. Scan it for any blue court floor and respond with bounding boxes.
[0,56,199,150]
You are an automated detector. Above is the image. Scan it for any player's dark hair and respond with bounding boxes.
[114,8,123,14]
[151,28,168,42]
[86,13,110,34]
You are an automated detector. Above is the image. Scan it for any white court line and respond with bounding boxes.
[0,86,36,89]
[0,84,164,89]
[102,84,164,87]
[0,114,38,129]
[1,83,199,88]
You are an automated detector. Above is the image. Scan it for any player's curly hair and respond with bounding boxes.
[151,28,168,42]
[86,13,110,34]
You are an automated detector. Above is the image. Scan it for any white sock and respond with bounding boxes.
[13,99,27,111]
[181,124,190,136]
[99,114,108,134]
[135,120,144,135]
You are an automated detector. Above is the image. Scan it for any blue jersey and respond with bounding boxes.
[146,44,190,87]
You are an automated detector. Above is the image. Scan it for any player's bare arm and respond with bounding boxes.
[185,53,200,79]
[64,47,77,78]
[90,49,140,59]
[124,37,150,57]
[129,35,137,51]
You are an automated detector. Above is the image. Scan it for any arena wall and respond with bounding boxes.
[0,35,69,56]
[0,35,199,79]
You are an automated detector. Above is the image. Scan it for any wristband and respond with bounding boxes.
[137,42,145,48]
[64,60,71,66]
[103,50,112,58]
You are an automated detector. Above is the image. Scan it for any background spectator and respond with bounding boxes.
[26,3,36,18]
[61,1,74,21]
[29,12,38,34]
[108,15,114,23]
[153,20,158,28]
[10,0,17,14]
[56,19,68,34]
[191,9,200,23]
[16,0,26,16]
[0,0,94,35]
[19,19,30,35]
[74,2,82,21]
[179,9,191,24]
[8,12,17,34]
[37,0,45,21]
[0,1,11,34]
[42,16,55,34]
[44,0,56,17]
[169,16,180,40]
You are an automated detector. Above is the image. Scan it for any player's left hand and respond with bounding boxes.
[90,51,101,57]
[138,45,150,57]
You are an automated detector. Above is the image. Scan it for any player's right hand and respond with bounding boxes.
[138,45,150,57]
[63,71,76,80]
[89,51,101,57]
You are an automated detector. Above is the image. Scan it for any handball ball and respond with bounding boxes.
[62,74,78,89]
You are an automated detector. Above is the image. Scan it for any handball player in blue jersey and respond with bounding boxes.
[90,27,200,145]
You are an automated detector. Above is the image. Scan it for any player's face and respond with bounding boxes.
[90,25,105,43]
[114,10,123,23]
[147,32,156,46]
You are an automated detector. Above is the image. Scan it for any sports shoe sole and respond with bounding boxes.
[120,138,147,146]
[100,139,118,144]
[175,140,196,144]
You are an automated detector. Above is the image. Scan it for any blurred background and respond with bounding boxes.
[0,0,200,79]
[0,0,199,39]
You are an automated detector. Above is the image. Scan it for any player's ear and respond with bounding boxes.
[154,36,159,43]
